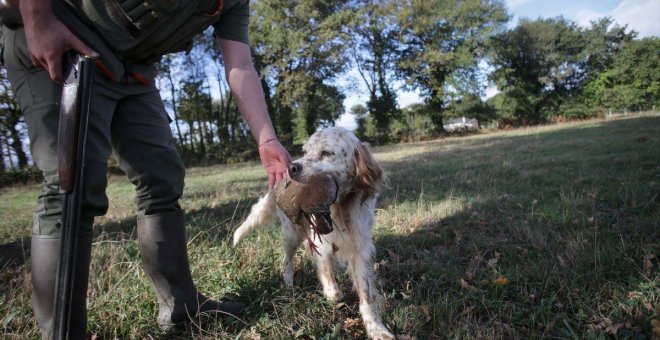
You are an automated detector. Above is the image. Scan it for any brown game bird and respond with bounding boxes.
[275,172,339,249]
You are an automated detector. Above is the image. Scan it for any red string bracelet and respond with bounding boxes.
[259,137,277,147]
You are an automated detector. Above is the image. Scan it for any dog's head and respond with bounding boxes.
[288,127,385,201]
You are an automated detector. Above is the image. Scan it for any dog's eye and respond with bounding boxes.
[321,150,335,158]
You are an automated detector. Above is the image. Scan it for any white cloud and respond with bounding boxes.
[611,0,660,37]
[575,9,606,28]
[507,0,533,9]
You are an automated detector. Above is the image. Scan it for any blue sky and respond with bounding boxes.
[508,0,659,37]
[336,0,660,129]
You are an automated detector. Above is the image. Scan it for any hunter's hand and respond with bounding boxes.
[21,8,98,83]
[258,139,292,188]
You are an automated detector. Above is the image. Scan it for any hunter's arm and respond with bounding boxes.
[219,38,292,187]
[219,38,277,146]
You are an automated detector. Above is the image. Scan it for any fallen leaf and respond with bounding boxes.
[461,306,475,316]
[644,302,653,312]
[374,260,390,272]
[492,276,510,286]
[459,278,473,289]
[421,305,431,322]
[344,318,362,328]
[651,319,660,336]
[643,254,655,272]
[605,323,623,335]
[343,317,363,338]
[557,255,567,268]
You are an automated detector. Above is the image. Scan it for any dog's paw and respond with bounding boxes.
[283,270,294,287]
[232,229,243,246]
[323,287,343,303]
[365,320,395,340]
[367,326,395,340]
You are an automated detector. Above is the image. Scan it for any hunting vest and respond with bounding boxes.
[51,0,247,82]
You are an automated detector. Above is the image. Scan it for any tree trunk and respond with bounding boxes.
[0,133,6,171]
[186,118,196,154]
[8,125,28,167]
[6,111,28,167]
[166,71,185,149]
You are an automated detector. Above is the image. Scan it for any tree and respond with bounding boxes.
[293,80,345,143]
[489,17,585,123]
[156,54,187,149]
[350,0,401,144]
[580,18,635,78]
[390,103,434,142]
[250,0,353,145]
[595,37,660,111]
[397,0,508,130]
[448,94,497,126]
[177,78,213,159]
[0,67,28,168]
[561,18,635,117]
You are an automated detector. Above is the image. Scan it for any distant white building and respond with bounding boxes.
[443,117,480,132]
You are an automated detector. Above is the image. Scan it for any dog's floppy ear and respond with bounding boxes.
[354,142,385,200]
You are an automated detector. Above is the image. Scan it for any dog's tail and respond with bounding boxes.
[233,191,277,246]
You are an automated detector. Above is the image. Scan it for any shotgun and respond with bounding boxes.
[54,52,94,340]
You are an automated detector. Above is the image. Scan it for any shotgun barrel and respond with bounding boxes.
[54,52,95,340]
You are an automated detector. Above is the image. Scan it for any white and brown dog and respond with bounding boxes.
[233,127,394,339]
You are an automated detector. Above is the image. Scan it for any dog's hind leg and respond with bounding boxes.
[279,210,304,287]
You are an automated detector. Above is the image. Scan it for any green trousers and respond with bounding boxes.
[1,26,186,237]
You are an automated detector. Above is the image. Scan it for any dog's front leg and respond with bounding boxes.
[347,244,394,340]
[315,243,343,302]
[279,210,304,287]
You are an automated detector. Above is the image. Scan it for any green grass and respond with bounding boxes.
[1,114,658,339]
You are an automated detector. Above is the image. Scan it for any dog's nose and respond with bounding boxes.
[288,163,303,179]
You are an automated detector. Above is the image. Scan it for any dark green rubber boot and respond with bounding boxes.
[137,210,245,330]
[31,232,93,339]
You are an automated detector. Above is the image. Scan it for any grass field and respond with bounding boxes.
[1,114,658,339]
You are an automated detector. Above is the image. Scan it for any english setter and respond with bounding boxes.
[233,127,394,339]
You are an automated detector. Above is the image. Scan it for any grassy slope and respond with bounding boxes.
[1,115,658,338]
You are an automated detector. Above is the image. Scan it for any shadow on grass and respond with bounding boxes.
[0,237,30,268]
